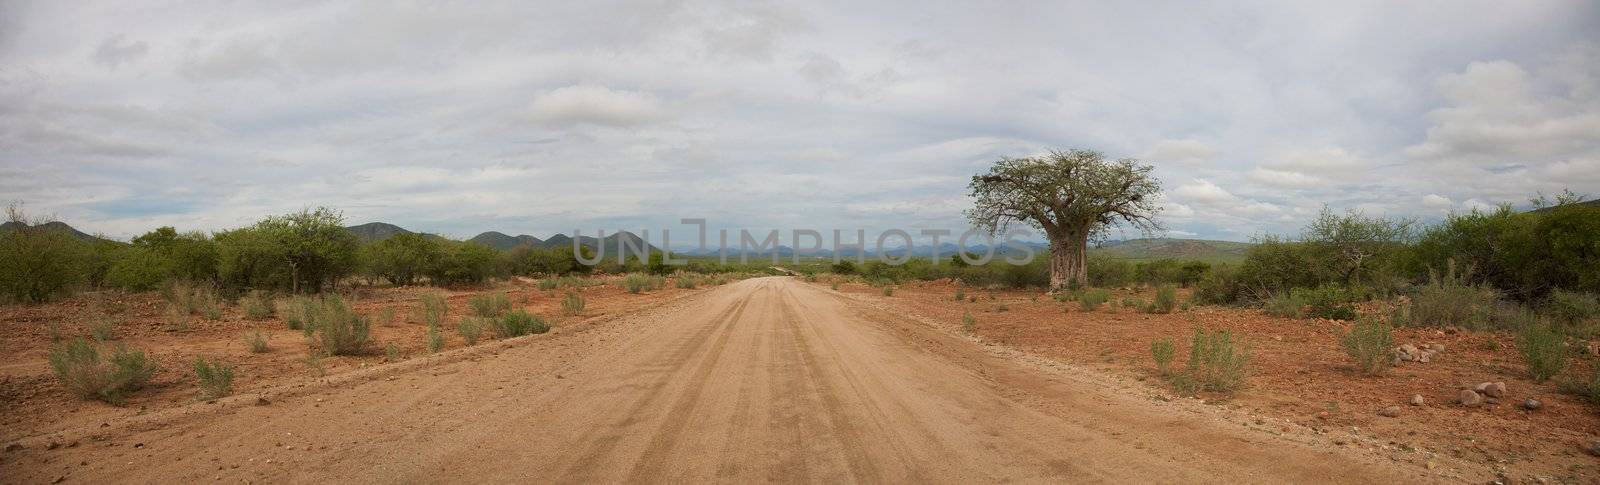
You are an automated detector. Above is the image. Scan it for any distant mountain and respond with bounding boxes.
[469,231,543,250]
[346,222,414,242]
[0,220,110,243]
[537,231,660,256]
[1089,238,1252,262]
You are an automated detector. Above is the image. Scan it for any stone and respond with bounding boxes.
[1378,406,1402,417]
[1588,441,1600,457]
[1522,399,1541,410]
[1410,394,1425,406]
[1484,382,1508,398]
[255,397,271,406]
[1458,389,1484,407]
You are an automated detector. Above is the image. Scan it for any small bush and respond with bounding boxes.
[537,278,560,290]
[89,315,117,341]
[163,304,191,332]
[426,322,444,353]
[469,292,511,318]
[882,286,894,297]
[457,317,485,345]
[48,338,159,404]
[193,357,235,400]
[493,310,549,338]
[1151,339,1175,375]
[1172,329,1250,394]
[1515,322,1567,382]
[1559,368,1600,405]
[1149,285,1178,314]
[386,342,402,360]
[1262,292,1304,318]
[1295,286,1357,320]
[962,312,976,332]
[561,291,585,316]
[1341,317,1394,375]
[419,293,448,327]
[1411,262,1500,330]
[1544,290,1600,327]
[310,296,370,356]
[675,276,697,289]
[621,274,664,294]
[246,331,269,353]
[954,288,965,301]
[284,296,312,330]
[1078,289,1109,311]
[1122,297,1144,311]
[243,290,276,319]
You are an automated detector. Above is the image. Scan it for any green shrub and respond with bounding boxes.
[493,310,549,338]
[1191,265,1243,305]
[561,291,585,316]
[310,296,370,356]
[1411,261,1501,329]
[89,315,117,341]
[1543,290,1600,327]
[215,207,359,294]
[469,292,511,318]
[537,278,560,290]
[457,317,485,345]
[962,312,976,332]
[1149,285,1178,314]
[243,290,275,319]
[1078,289,1109,311]
[426,322,444,353]
[1172,329,1250,394]
[675,276,698,289]
[1151,339,1175,374]
[283,295,311,330]
[1515,322,1567,382]
[0,206,90,304]
[386,342,403,360]
[48,338,159,404]
[193,357,235,400]
[1560,368,1600,405]
[1262,292,1304,318]
[360,232,441,286]
[882,286,894,297]
[1292,285,1358,320]
[1341,318,1394,375]
[622,274,662,294]
[246,331,269,353]
[419,293,448,327]
[954,288,965,301]
[1121,297,1142,310]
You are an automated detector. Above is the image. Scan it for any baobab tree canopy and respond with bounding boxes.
[966,149,1163,290]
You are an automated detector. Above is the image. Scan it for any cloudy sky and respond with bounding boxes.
[2,1,1597,243]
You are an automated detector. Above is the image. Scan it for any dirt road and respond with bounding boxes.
[4,277,1441,483]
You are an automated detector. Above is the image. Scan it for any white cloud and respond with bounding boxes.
[1144,138,1217,164]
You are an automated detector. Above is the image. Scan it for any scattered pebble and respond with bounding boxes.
[1377,406,1401,418]
[1521,399,1541,411]
[1410,394,1425,406]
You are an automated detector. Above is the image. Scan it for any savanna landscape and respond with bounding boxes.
[3,2,1599,484]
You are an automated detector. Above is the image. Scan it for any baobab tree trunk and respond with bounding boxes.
[1048,234,1088,291]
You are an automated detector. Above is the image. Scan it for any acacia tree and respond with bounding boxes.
[966,149,1162,290]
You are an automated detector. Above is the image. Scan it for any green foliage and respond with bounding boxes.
[469,292,511,318]
[830,260,856,275]
[308,295,370,356]
[387,342,403,360]
[1412,202,1600,301]
[165,280,224,320]
[1341,318,1394,375]
[622,274,664,294]
[419,293,448,328]
[1515,322,1567,382]
[427,241,498,285]
[456,317,485,345]
[48,338,159,404]
[492,310,549,338]
[243,290,276,319]
[1149,284,1178,314]
[962,312,976,332]
[1292,285,1358,320]
[561,291,585,316]
[360,232,441,286]
[246,331,270,353]
[1150,338,1175,374]
[1543,290,1600,327]
[1263,292,1304,318]
[1078,289,1109,311]
[193,357,235,400]
[1191,264,1243,305]
[537,278,560,290]
[426,322,444,353]
[1560,368,1600,405]
[1171,329,1250,394]
[675,275,698,289]
[882,286,894,297]
[215,207,359,294]
[0,205,90,303]
[89,314,117,341]
[1410,261,1501,330]
[284,295,313,330]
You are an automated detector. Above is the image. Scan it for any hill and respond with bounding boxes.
[1089,238,1251,263]
[0,220,112,244]
[468,231,543,250]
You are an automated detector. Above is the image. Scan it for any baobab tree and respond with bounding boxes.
[966,149,1163,291]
